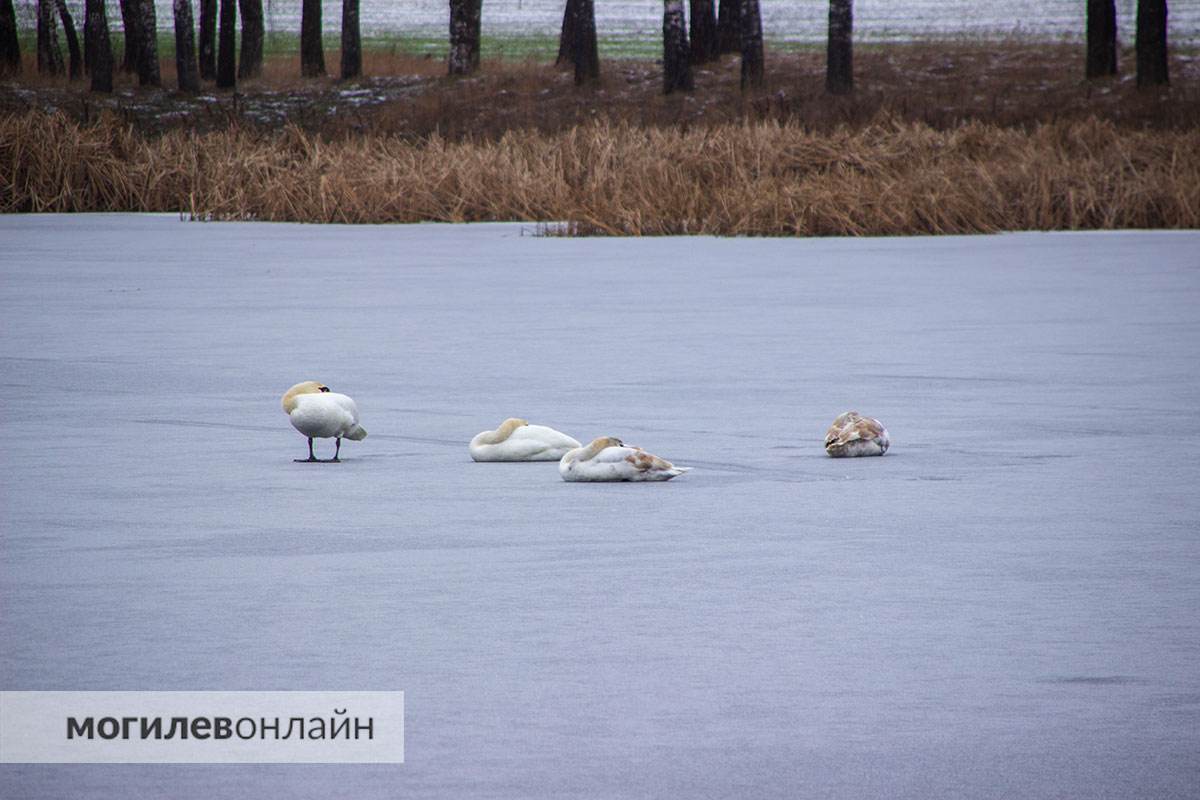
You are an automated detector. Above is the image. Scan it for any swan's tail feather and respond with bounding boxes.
[345,425,368,441]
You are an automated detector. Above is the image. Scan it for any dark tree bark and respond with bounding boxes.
[1136,0,1168,87]
[216,0,235,86]
[197,0,215,79]
[238,0,262,78]
[826,0,852,94]
[448,0,481,76]
[87,0,114,90]
[571,0,598,85]
[0,0,20,76]
[689,0,718,64]
[173,0,199,91]
[340,0,361,79]
[134,0,160,85]
[716,0,739,54]
[55,0,83,79]
[37,0,64,75]
[118,0,139,72]
[1086,0,1118,78]
[663,0,692,93]
[556,0,576,66]
[738,0,762,89]
[300,0,325,76]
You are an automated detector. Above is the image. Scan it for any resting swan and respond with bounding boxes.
[559,437,690,482]
[469,418,581,462]
[281,380,367,462]
[824,411,889,457]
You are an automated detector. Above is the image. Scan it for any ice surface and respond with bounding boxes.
[1,216,1198,798]
[12,0,1200,45]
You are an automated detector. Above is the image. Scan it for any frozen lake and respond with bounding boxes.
[1,216,1199,798]
[12,0,1200,45]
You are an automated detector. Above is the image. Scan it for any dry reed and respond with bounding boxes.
[2,110,1197,235]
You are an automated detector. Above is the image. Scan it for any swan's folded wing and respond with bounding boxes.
[328,393,361,423]
[619,447,677,473]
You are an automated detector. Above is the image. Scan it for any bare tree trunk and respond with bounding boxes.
[216,0,235,86]
[448,0,481,76]
[738,0,762,89]
[556,0,576,66]
[340,0,361,79]
[134,0,159,85]
[826,0,852,94]
[238,0,262,78]
[118,0,138,72]
[0,0,20,75]
[55,0,82,79]
[1136,0,1168,87]
[571,0,598,85]
[716,0,739,54]
[87,0,113,90]
[1086,0,1118,78]
[689,0,717,64]
[663,0,692,93]
[197,0,215,78]
[300,0,325,76]
[37,0,64,75]
[173,0,199,91]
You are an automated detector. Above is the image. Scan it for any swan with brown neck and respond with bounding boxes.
[559,437,690,482]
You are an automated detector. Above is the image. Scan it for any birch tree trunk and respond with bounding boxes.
[216,0,235,86]
[0,0,20,75]
[134,0,159,86]
[663,0,692,93]
[689,0,718,64]
[716,0,739,54]
[118,0,138,72]
[448,0,481,76]
[197,0,215,79]
[1136,0,1168,86]
[37,0,64,75]
[738,0,762,88]
[300,0,325,76]
[86,0,113,90]
[571,0,598,85]
[173,0,199,91]
[340,0,361,79]
[825,0,852,94]
[238,0,262,78]
[556,0,576,66]
[54,0,82,78]
[1086,0,1118,77]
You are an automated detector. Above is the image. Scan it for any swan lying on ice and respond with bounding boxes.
[469,418,581,462]
[559,437,690,482]
[281,380,367,462]
[824,411,889,457]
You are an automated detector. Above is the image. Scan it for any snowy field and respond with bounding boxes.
[11,0,1200,45]
[1,215,1199,798]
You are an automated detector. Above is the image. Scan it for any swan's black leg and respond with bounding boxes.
[331,437,342,463]
[294,437,319,463]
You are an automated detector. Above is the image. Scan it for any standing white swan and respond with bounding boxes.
[824,411,889,457]
[559,437,690,482]
[469,418,581,462]
[281,380,367,462]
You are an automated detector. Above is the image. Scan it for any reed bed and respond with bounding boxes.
[2,110,1197,234]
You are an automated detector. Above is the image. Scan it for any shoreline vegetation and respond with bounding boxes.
[2,42,1198,234]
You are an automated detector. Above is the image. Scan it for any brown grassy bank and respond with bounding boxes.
[2,110,1196,234]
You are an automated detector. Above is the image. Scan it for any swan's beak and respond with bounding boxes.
[319,387,331,392]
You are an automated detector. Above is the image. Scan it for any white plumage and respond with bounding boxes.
[469,418,582,462]
[281,381,367,462]
[559,437,690,482]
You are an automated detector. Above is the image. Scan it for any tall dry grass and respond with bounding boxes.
[2,110,1197,234]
